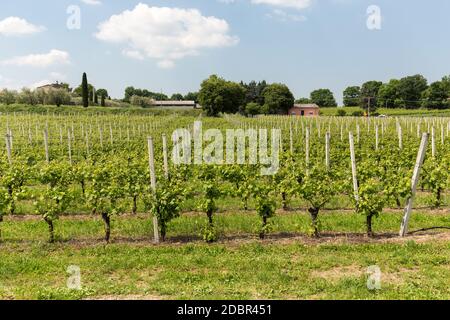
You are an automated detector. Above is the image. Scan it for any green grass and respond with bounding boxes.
[0,209,449,300]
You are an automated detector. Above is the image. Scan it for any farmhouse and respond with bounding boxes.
[36,82,67,93]
[288,104,320,117]
[153,100,200,109]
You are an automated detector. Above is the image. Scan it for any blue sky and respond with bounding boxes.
[0,0,449,103]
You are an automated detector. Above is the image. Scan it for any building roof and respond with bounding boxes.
[37,83,64,90]
[292,104,320,109]
[153,100,196,106]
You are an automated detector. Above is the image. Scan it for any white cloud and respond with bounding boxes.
[95,4,239,68]
[252,0,312,10]
[122,49,144,61]
[50,72,67,81]
[81,0,102,5]
[29,79,53,89]
[1,50,70,68]
[266,9,307,22]
[0,17,45,36]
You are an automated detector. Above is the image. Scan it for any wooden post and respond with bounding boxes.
[375,125,379,151]
[68,129,72,165]
[399,133,428,237]
[356,125,360,144]
[431,126,436,158]
[349,132,359,202]
[109,124,113,145]
[44,129,50,163]
[147,137,160,244]
[325,132,330,170]
[5,134,12,165]
[162,134,169,180]
[289,124,294,154]
[99,126,104,148]
[305,127,310,169]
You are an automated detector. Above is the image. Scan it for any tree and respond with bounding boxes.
[170,93,184,101]
[184,92,199,102]
[245,102,261,117]
[47,88,71,107]
[242,80,267,105]
[124,86,135,102]
[397,74,428,109]
[377,79,400,108]
[295,97,312,104]
[101,95,106,107]
[198,75,246,117]
[17,88,38,105]
[360,81,383,112]
[310,89,337,107]
[0,89,17,105]
[130,95,153,108]
[422,81,450,109]
[96,89,108,99]
[81,72,89,108]
[343,86,360,107]
[94,89,98,104]
[262,83,295,114]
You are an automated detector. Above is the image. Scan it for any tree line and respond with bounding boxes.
[343,74,450,111]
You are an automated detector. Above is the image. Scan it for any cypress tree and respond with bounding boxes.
[94,89,98,104]
[101,94,106,107]
[82,72,89,108]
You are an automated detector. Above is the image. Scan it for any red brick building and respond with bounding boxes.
[288,104,320,117]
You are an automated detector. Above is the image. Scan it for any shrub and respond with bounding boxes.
[130,95,154,108]
[352,110,364,117]
[336,109,347,117]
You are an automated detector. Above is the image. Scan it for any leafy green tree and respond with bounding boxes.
[422,81,450,109]
[0,89,17,105]
[101,94,106,107]
[242,80,267,105]
[310,89,337,107]
[81,72,89,108]
[47,88,71,107]
[170,93,184,100]
[360,81,383,112]
[198,75,246,116]
[17,88,38,105]
[184,92,199,102]
[343,86,360,107]
[245,102,261,117]
[262,83,295,114]
[124,86,135,102]
[94,89,98,104]
[96,89,108,99]
[295,97,311,104]
[397,74,428,109]
[377,79,400,108]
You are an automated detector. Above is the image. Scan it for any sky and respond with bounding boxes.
[0,0,449,104]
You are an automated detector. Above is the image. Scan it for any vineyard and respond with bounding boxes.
[1,112,450,299]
